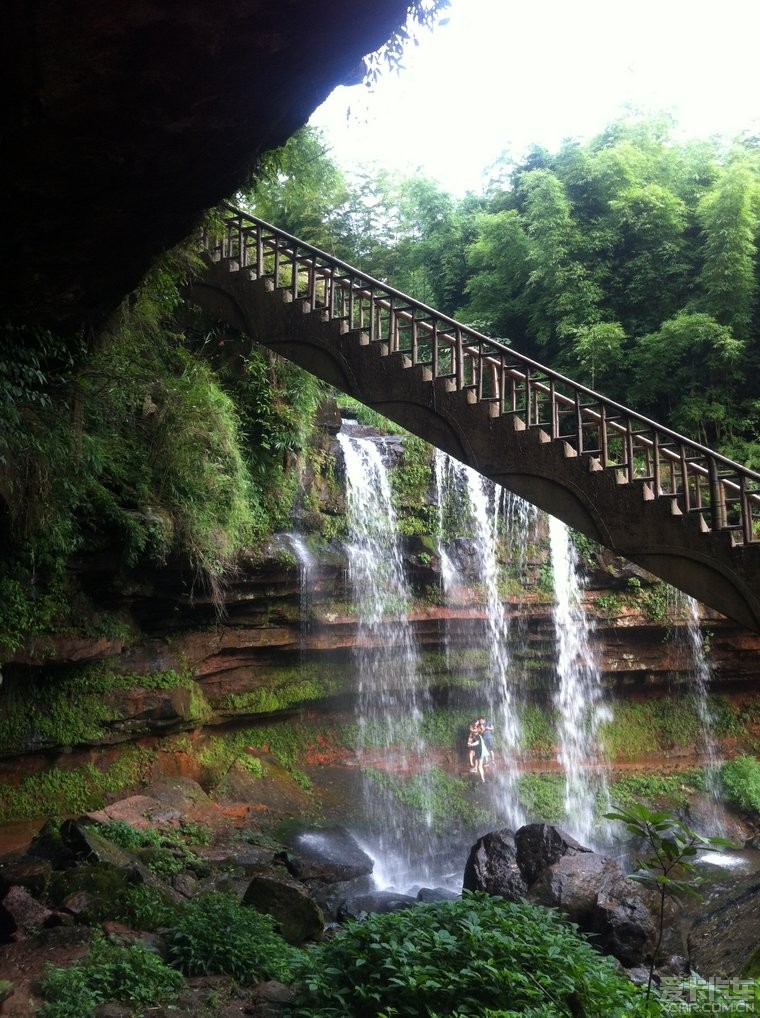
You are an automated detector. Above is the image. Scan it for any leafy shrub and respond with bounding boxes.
[720,755,760,813]
[39,936,184,1018]
[296,893,648,1017]
[166,891,299,983]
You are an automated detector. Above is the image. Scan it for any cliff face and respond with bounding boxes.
[4,1,412,328]
[3,422,760,826]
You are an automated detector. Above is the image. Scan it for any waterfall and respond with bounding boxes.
[283,532,317,655]
[668,591,722,819]
[337,424,432,887]
[685,597,721,796]
[434,450,526,829]
[548,516,609,845]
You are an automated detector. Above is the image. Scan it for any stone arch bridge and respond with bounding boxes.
[191,205,760,633]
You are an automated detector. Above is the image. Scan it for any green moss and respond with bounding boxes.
[0,746,155,822]
[197,720,334,790]
[239,756,264,779]
[0,664,209,755]
[387,434,437,537]
[599,695,742,760]
[720,755,760,814]
[517,704,557,755]
[517,773,565,822]
[218,673,340,714]
[608,771,702,810]
[364,767,490,832]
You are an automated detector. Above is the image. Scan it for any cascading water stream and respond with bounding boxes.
[337,424,433,887]
[685,596,722,802]
[665,588,723,824]
[548,516,610,846]
[434,450,526,829]
[282,532,317,657]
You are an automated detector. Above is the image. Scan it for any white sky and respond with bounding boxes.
[310,0,760,195]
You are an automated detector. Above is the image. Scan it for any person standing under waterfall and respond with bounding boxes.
[480,718,494,767]
[467,722,480,771]
[468,720,489,782]
[475,728,489,782]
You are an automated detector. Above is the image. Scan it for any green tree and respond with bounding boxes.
[607,182,689,334]
[463,209,532,340]
[572,321,627,390]
[697,158,760,339]
[518,169,603,355]
[246,126,353,254]
[630,312,744,444]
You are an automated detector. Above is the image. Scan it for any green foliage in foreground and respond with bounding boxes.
[720,755,760,813]
[296,893,649,1017]
[39,936,184,1018]
[166,892,299,984]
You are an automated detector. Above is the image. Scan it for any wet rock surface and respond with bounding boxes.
[514,823,593,886]
[688,870,760,977]
[242,873,324,945]
[466,823,661,968]
[338,890,419,921]
[462,828,528,901]
[280,825,374,884]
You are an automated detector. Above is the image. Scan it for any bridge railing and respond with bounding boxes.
[202,205,760,545]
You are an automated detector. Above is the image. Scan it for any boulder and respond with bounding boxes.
[467,825,662,969]
[59,821,140,869]
[243,874,324,945]
[0,858,51,898]
[528,851,657,967]
[249,980,297,1018]
[26,820,78,867]
[337,891,418,922]
[514,823,592,887]
[417,886,460,903]
[528,852,617,924]
[280,827,374,884]
[1,885,61,939]
[311,874,374,923]
[462,829,527,901]
[592,867,657,967]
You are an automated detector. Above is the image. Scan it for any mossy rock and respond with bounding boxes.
[48,862,143,913]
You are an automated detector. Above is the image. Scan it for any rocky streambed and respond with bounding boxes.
[2,771,759,1017]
